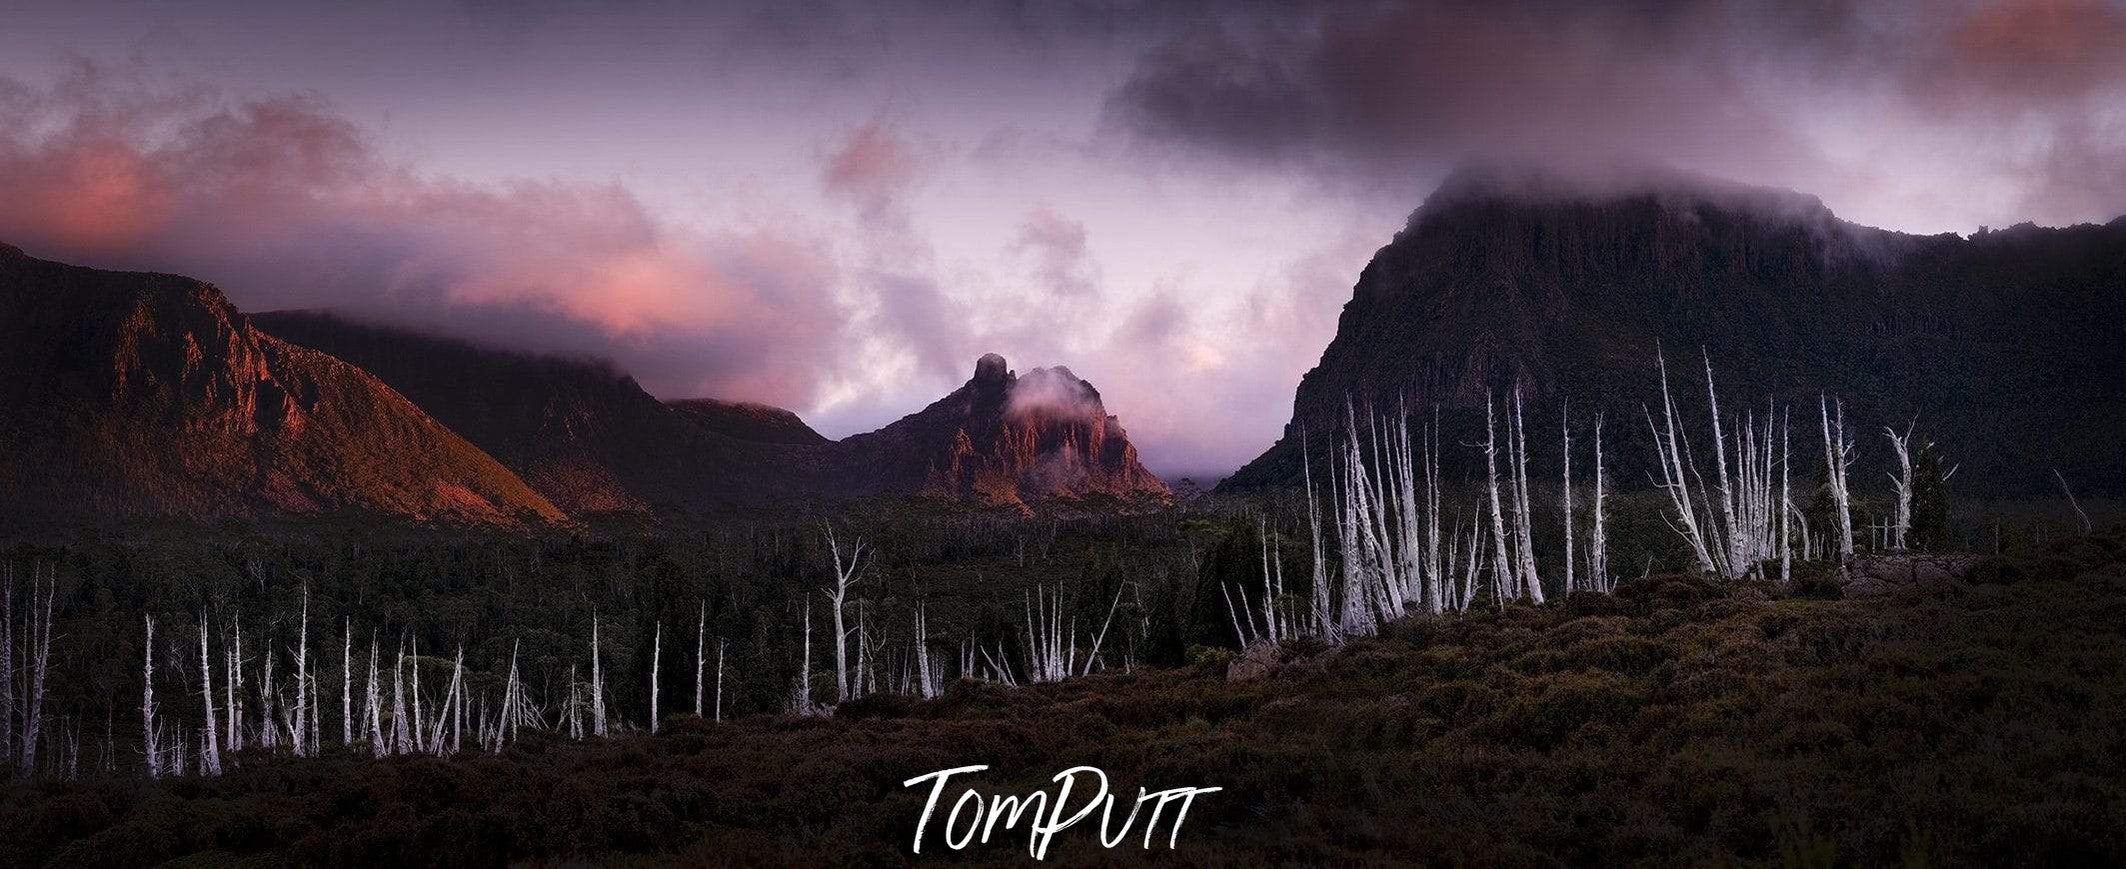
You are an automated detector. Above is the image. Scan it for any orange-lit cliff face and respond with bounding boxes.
[253,315,1169,514]
[0,244,563,527]
[882,354,1169,507]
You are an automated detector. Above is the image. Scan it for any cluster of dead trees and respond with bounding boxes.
[2,564,62,777]
[789,524,1140,715]
[126,590,744,779]
[1221,349,1958,649]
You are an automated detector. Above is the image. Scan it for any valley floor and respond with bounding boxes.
[8,536,2125,867]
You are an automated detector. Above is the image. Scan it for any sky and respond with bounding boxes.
[2,0,2122,480]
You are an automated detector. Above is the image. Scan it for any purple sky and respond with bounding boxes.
[3,0,2122,480]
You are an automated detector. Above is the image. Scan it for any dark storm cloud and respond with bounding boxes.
[1103,0,2126,222]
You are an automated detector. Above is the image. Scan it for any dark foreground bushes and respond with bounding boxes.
[7,537,2126,866]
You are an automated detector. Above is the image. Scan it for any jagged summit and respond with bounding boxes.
[840,354,1167,507]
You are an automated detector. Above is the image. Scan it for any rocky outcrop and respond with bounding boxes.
[256,311,1164,513]
[841,354,1169,507]
[1222,165,2126,497]
[0,244,563,527]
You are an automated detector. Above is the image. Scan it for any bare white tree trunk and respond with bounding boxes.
[1780,410,1793,586]
[1648,350,1718,574]
[1300,430,1337,641]
[1509,387,1543,603]
[198,612,221,775]
[1884,422,1916,550]
[1820,395,1856,557]
[2056,469,2093,535]
[714,639,726,722]
[1483,394,1514,604]
[409,634,423,753]
[822,524,866,704]
[292,587,308,757]
[2,568,13,772]
[590,614,607,737]
[226,617,243,753]
[365,639,384,758]
[341,619,352,746]
[1081,580,1128,676]
[21,569,55,772]
[1704,352,1743,578]
[1589,413,1610,593]
[1561,401,1575,594]
[913,600,933,697]
[142,614,159,778]
[795,601,815,715]
[566,663,582,739]
[389,643,408,754]
[649,621,661,733]
[694,601,706,718]
[1424,409,1444,612]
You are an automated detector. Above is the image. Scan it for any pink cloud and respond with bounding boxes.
[0,64,851,407]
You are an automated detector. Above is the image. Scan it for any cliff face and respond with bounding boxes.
[250,310,830,515]
[254,313,1164,512]
[841,354,1169,506]
[0,245,563,527]
[1222,167,2126,496]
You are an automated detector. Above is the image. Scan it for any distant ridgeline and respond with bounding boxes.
[1221,165,2126,499]
[0,237,1168,529]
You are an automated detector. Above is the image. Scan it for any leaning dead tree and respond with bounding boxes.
[1643,351,1794,580]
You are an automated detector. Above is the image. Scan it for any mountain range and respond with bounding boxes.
[7,163,2121,530]
[0,244,1166,528]
[1221,165,2126,498]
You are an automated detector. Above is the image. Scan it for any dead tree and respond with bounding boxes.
[1483,394,1515,603]
[341,619,352,746]
[2,567,13,771]
[1509,387,1543,602]
[649,621,662,733]
[198,612,221,775]
[1820,395,1856,558]
[291,587,309,757]
[1589,413,1611,593]
[694,601,706,717]
[1647,351,1718,575]
[364,638,384,758]
[590,614,608,737]
[821,523,867,704]
[1561,401,1576,594]
[1300,431,1337,641]
[20,567,54,772]
[142,615,160,778]
[225,617,243,753]
[2055,470,2093,535]
[1884,421,1916,550]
